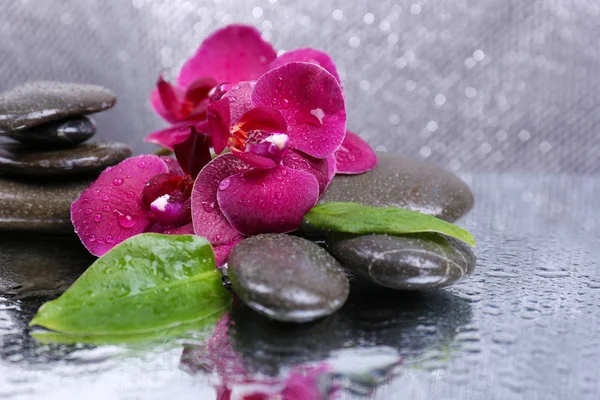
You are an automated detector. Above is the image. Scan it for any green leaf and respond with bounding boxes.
[29,233,231,344]
[303,202,475,246]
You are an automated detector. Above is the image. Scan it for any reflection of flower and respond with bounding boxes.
[180,316,338,400]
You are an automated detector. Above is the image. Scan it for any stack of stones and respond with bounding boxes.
[227,153,477,323]
[0,82,131,233]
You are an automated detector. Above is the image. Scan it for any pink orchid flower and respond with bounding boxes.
[192,62,345,246]
[70,126,214,257]
[146,25,277,150]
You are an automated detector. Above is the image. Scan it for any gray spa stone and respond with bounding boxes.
[0,81,115,132]
[0,141,131,177]
[0,176,93,233]
[320,153,474,222]
[327,233,476,290]
[5,117,96,148]
[228,234,350,323]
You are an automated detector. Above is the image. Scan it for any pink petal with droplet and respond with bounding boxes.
[236,107,287,133]
[252,62,346,159]
[70,155,169,256]
[327,153,337,181]
[178,24,276,89]
[334,130,378,174]
[223,81,254,124]
[144,123,196,151]
[191,154,251,246]
[159,156,186,176]
[270,48,341,84]
[217,165,319,235]
[173,124,212,179]
[207,98,231,155]
[166,223,195,235]
[214,238,242,267]
[282,149,330,195]
[150,86,184,124]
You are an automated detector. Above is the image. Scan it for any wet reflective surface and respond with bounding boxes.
[1,173,600,399]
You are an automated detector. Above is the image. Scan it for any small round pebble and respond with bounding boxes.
[228,234,350,323]
[327,233,476,290]
[5,117,96,148]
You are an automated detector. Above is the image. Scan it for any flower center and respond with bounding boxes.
[141,173,194,226]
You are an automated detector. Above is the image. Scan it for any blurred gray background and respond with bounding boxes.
[1,0,599,173]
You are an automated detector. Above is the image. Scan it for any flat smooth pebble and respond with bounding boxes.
[228,234,350,323]
[320,152,474,222]
[0,81,115,132]
[0,176,94,233]
[327,233,476,290]
[0,141,131,177]
[5,116,96,148]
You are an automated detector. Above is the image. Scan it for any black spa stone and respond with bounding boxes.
[5,117,96,148]
[327,233,476,290]
[227,234,350,323]
[0,141,131,177]
[0,81,115,133]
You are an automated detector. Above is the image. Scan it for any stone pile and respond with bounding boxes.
[0,81,131,233]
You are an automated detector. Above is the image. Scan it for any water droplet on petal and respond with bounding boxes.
[85,208,93,215]
[281,168,289,176]
[87,234,96,242]
[219,179,231,191]
[113,178,124,186]
[103,205,111,212]
[202,201,215,213]
[93,189,101,195]
[127,191,135,198]
[94,214,102,223]
[101,195,109,202]
[276,192,282,199]
[228,96,237,103]
[106,235,114,244]
[281,98,290,109]
[300,74,310,86]
[97,237,104,245]
[137,160,146,168]
[114,210,137,229]
[276,76,284,89]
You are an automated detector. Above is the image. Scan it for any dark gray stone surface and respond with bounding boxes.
[0,176,93,232]
[328,233,476,290]
[5,117,96,148]
[0,81,115,133]
[320,153,474,222]
[228,234,350,322]
[0,141,130,177]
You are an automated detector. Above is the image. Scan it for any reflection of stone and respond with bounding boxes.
[0,234,94,299]
[227,286,472,374]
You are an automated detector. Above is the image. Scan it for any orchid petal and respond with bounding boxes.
[159,156,186,176]
[334,130,378,174]
[214,238,242,267]
[217,165,319,235]
[270,48,341,84]
[207,98,232,154]
[165,222,195,235]
[327,153,337,181]
[252,62,346,159]
[223,81,254,124]
[71,155,169,256]
[173,124,212,179]
[144,123,196,151]
[191,154,251,246]
[231,148,277,169]
[282,149,330,195]
[185,77,218,105]
[237,107,287,133]
[178,24,276,89]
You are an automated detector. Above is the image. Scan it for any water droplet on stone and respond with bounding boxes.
[219,179,231,191]
[113,178,124,186]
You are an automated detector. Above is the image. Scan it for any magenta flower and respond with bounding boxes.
[146,24,277,149]
[191,61,345,245]
[71,125,213,257]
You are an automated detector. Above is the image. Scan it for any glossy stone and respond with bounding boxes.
[228,234,350,323]
[327,233,476,290]
[0,176,93,232]
[5,117,96,148]
[0,81,115,133]
[0,141,131,177]
[320,153,474,222]
[0,234,94,299]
